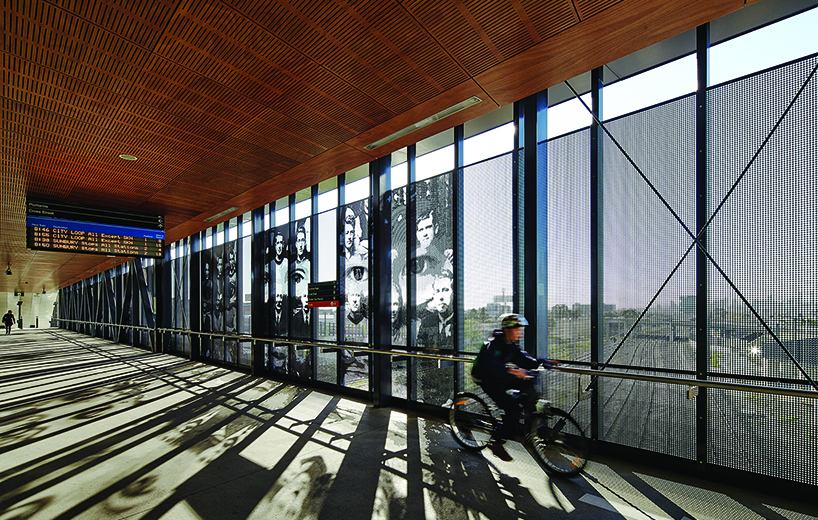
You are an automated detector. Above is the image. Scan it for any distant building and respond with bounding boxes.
[487,303,512,318]
[488,294,512,318]
[572,303,615,316]
[680,295,696,315]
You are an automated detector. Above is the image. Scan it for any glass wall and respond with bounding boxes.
[59,5,818,489]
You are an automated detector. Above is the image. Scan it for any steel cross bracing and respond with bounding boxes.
[564,57,818,394]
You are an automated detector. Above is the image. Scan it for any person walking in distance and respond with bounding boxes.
[3,310,16,335]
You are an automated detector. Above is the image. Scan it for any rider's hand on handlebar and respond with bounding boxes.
[509,367,530,379]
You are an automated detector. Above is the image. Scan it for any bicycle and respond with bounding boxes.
[448,368,588,476]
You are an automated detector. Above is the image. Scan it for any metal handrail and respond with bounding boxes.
[555,366,818,400]
[52,318,818,399]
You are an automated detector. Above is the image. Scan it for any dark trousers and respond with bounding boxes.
[4,324,11,334]
[480,378,537,441]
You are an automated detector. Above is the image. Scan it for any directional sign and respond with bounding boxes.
[308,281,340,302]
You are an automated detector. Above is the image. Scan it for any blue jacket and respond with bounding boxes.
[472,329,539,386]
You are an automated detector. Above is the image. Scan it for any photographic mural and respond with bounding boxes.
[342,199,369,342]
[200,242,239,363]
[407,174,454,406]
[390,187,407,346]
[398,174,454,350]
[250,172,454,392]
[200,249,212,357]
[290,219,311,338]
[224,242,238,363]
[269,226,289,338]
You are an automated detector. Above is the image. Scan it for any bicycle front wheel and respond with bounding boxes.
[527,408,588,476]
[449,393,495,451]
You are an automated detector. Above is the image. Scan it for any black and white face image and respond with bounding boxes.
[291,224,310,297]
[215,254,224,278]
[290,221,311,338]
[341,200,370,339]
[409,174,454,350]
[274,232,285,261]
[416,211,435,251]
[348,292,362,313]
[344,222,355,255]
[201,251,213,336]
[391,297,400,324]
[429,274,453,315]
[269,226,290,337]
[295,229,307,261]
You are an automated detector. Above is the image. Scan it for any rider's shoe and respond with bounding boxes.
[488,441,513,462]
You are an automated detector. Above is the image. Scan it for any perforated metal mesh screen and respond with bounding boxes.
[410,172,454,405]
[707,54,818,484]
[602,95,697,369]
[462,153,514,394]
[171,253,190,354]
[546,129,591,363]
[596,95,698,458]
[545,130,594,432]
[463,153,514,352]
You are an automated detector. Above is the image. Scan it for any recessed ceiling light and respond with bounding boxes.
[203,207,239,223]
[119,154,138,161]
[363,96,482,151]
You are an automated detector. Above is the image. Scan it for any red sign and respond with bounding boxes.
[307,301,339,308]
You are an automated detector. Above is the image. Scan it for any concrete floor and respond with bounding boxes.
[1,329,816,520]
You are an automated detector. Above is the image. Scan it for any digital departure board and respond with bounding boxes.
[26,200,165,258]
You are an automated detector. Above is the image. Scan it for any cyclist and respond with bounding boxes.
[471,313,557,461]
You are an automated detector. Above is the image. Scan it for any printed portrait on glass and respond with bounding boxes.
[412,175,453,350]
[341,200,369,341]
[212,244,225,360]
[270,226,289,337]
[224,241,238,363]
[200,249,213,357]
[390,188,407,346]
[290,220,311,338]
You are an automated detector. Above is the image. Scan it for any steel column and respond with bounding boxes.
[695,23,710,468]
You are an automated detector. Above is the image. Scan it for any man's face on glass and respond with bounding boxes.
[275,235,284,257]
[275,293,284,312]
[417,214,434,250]
[431,276,452,313]
[391,289,400,323]
[344,223,355,250]
[348,293,362,312]
[296,232,306,257]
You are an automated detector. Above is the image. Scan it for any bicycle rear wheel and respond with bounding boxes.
[527,407,588,476]
[449,393,495,451]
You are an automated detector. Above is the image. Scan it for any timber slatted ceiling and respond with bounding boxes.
[519,0,580,39]
[47,0,175,49]
[1,0,742,292]
[575,0,623,19]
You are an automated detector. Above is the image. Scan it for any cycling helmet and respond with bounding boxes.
[500,313,529,329]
